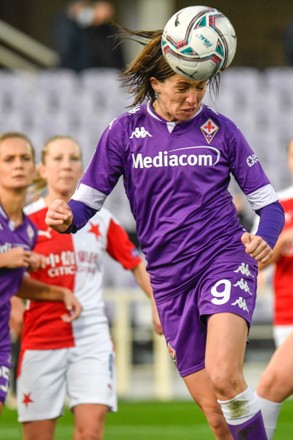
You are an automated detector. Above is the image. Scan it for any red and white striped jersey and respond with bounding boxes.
[20,198,141,349]
[274,186,293,325]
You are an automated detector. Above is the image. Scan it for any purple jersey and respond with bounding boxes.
[0,204,37,354]
[72,102,278,301]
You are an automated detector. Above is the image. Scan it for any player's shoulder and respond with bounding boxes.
[110,103,147,127]
[278,185,293,201]
[24,198,46,216]
[202,103,238,130]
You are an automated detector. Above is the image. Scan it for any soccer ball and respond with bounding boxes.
[161,5,237,80]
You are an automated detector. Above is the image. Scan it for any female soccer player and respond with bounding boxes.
[45,30,284,440]
[0,132,81,416]
[256,138,293,439]
[17,135,160,440]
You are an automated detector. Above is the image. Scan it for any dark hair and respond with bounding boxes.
[119,28,220,107]
[0,132,35,160]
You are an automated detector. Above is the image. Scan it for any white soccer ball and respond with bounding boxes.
[161,5,237,80]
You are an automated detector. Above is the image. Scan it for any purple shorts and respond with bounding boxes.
[0,352,11,403]
[156,251,258,377]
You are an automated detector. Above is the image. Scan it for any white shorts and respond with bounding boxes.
[17,337,117,422]
[273,325,293,347]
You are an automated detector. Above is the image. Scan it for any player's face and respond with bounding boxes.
[288,139,293,176]
[41,139,83,198]
[151,75,207,122]
[0,137,35,191]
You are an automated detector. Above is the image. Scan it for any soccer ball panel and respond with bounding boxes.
[162,6,237,80]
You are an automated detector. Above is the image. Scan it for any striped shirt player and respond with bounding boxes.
[60,101,283,374]
[0,204,37,404]
[17,198,141,421]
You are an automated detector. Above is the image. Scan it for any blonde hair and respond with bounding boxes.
[31,135,82,197]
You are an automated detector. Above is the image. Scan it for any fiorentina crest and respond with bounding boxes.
[200,118,219,144]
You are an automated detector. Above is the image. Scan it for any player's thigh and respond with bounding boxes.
[206,312,248,372]
[22,419,57,440]
[67,339,117,412]
[17,349,68,422]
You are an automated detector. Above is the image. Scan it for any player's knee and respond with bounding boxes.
[258,369,291,402]
[75,424,104,440]
[206,366,242,398]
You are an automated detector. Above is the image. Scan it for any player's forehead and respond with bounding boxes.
[0,137,33,157]
[169,74,206,88]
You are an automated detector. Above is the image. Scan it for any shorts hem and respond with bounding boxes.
[69,400,117,413]
[179,362,205,378]
[18,412,63,423]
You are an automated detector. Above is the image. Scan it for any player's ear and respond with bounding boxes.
[150,77,160,94]
[38,164,47,180]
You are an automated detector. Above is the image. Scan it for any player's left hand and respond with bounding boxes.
[241,232,272,264]
[61,289,83,322]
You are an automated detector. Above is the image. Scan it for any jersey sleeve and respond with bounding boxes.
[72,120,125,211]
[106,217,142,270]
[227,124,278,210]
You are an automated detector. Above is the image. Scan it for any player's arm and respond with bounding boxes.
[258,226,293,270]
[131,262,163,335]
[15,275,82,322]
[241,201,285,264]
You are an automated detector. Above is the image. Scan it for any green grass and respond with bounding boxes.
[2,399,293,439]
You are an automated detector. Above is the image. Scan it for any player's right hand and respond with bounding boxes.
[45,199,73,232]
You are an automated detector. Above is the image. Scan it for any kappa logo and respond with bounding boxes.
[233,277,253,295]
[234,263,254,278]
[232,296,249,313]
[200,118,219,144]
[128,105,140,114]
[130,127,152,139]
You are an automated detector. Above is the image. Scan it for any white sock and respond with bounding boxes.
[257,395,282,440]
[218,387,261,425]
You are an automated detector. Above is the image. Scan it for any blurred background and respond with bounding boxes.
[1,0,293,401]
[0,0,292,67]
